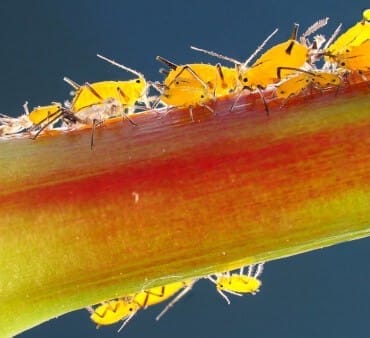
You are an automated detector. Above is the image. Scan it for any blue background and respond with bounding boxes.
[1,0,369,337]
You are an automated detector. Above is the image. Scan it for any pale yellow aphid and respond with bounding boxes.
[87,296,138,327]
[326,9,370,57]
[0,102,68,137]
[275,68,342,99]
[87,279,195,332]
[208,263,264,304]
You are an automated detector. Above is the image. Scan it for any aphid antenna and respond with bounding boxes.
[64,77,81,90]
[241,28,279,69]
[97,53,145,78]
[300,17,329,44]
[323,23,342,50]
[156,56,178,70]
[190,45,241,65]
[155,282,195,321]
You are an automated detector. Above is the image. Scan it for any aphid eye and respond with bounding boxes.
[136,79,141,83]
[200,95,205,98]
[175,81,180,85]
[243,77,248,83]
[341,62,346,66]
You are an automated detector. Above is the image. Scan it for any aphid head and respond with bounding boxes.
[216,276,229,290]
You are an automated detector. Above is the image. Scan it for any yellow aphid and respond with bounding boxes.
[240,25,308,89]
[0,102,68,137]
[326,9,370,56]
[160,58,238,97]
[27,103,63,125]
[275,68,341,99]
[334,39,370,73]
[65,54,149,121]
[155,56,238,119]
[87,296,138,327]
[88,279,195,332]
[208,263,264,304]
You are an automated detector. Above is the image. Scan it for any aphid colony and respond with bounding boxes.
[0,10,369,145]
[87,263,265,332]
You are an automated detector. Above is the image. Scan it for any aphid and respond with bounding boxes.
[0,102,68,137]
[207,263,264,304]
[326,9,370,57]
[334,39,370,76]
[67,54,150,113]
[88,279,195,332]
[154,56,238,120]
[87,296,138,327]
[239,25,308,90]
[275,67,342,100]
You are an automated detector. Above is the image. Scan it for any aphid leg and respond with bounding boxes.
[247,264,254,277]
[85,82,104,101]
[189,105,194,122]
[217,289,232,305]
[30,109,65,140]
[90,119,103,150]
[117,308,138,333]
[229,87,248,112]
[86,306,95,314]
[142,286,166,309]
[167,65,210,91]
[254,263,265,278]
[207,275,218,285]
[256,86,269,115]
[199,103,214,115]
[116,88,138,126]
[156,282,195,321]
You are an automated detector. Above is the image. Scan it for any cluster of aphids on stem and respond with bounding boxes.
[0,10,369,149]
[87,263,264,332]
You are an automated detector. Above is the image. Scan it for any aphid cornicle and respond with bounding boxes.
[88,279,195,332]
[207,263,265,304]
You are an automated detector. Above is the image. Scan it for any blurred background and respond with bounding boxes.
[0,0,368,337]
